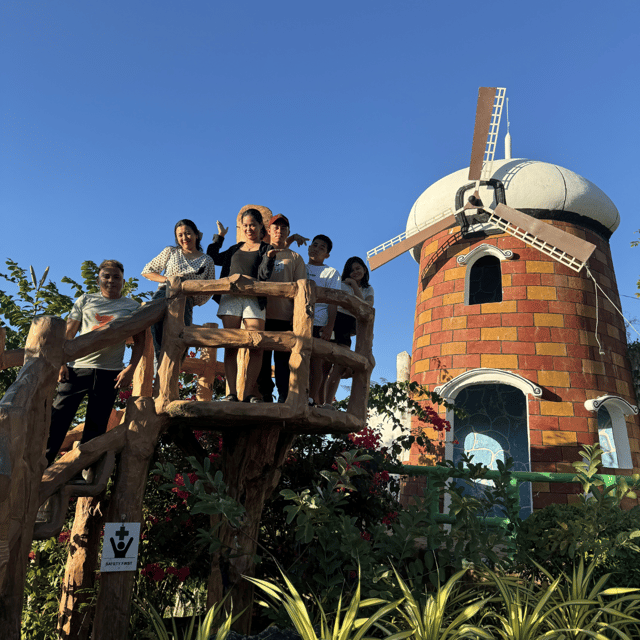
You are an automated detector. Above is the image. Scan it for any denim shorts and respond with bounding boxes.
[217,294,265,320]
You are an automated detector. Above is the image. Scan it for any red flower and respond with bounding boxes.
[58,530,70,544]
[382,511,398,525]
[118,389,133,402]
[29,551,36,561]
[360,531,371,541]
[348,426,381,450]
[142,563,165,581]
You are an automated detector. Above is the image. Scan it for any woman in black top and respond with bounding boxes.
[207,208,276,402]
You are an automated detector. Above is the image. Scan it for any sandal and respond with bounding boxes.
[220,394,239,402]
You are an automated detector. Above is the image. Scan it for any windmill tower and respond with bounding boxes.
[369,88,640,512]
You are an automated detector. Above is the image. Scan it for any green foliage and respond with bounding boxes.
[22,532,72,639]
[136,595,238,640]
[248,567,408,640]
[517,444,640,589]
[0,258,151,397]
[390,566,492,640]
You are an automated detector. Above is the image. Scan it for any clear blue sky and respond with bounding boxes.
[2,1,639,388]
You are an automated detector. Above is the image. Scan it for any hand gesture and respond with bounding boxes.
[286,233,309,248]
[267,249,277,259]
[114,366,134,389]
[58,364,69,383]
[216,220,228,237]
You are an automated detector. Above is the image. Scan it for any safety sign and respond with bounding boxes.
[100,522,141,572]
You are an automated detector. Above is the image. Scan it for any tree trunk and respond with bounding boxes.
[91,397,166,640]
[207,427,295,634]
[57,494,105,640]
[0,316,65,640]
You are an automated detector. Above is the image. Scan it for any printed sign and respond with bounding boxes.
[100,522,141,572]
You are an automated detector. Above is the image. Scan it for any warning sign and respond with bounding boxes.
[100,522,141,572]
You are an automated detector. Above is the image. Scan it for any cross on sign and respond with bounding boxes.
[115,524,130,541]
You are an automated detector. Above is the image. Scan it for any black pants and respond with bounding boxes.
[257,319,293,401]
[46,367,120,466]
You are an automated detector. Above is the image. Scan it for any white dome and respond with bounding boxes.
[407,159,620,259]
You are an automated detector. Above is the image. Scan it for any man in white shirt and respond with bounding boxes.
[45,260,145,469]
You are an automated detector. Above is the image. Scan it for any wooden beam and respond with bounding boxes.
[494,203,597,264]
[368,214,457,271]
[469,86,497,181]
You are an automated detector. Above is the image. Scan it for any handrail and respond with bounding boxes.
[401,464,622,527]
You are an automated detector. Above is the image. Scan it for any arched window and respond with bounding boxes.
[584,396,637,470]
[458,244,513,306]
[468,256,502,304]
[435,369,541,519]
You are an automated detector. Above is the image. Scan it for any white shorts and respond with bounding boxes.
[217,294,265,320]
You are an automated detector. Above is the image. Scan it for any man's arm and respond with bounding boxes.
[114,330,146,389]
[321,304,337,341]
[58,319,81,382]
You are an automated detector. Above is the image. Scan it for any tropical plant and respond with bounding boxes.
[390,566,492,640]
[136,596,238,640]
[247,567,408,640]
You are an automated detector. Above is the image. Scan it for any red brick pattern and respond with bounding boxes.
[407,222,640,510]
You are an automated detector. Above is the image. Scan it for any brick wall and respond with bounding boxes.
[405,221,640,509]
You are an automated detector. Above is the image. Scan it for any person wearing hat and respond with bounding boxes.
[256,214,307,402]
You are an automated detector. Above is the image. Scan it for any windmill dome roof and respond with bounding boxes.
[406,159,619,260]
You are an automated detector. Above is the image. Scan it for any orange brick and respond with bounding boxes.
[526,261,555,274]
[502,274,512,287]
[534,313,564,327]
[536,343,567,356]
[414,359,430,374]
[444,267,466,281]
[532,482,550,493]
[538,371,571,387]
[542,431,578,445]
[582,360,606,375]
[540,401,575,417]
[422,286,434,300]
[481,301,517,313]
[480,354,518,369]
[575,304,596,319]
[480,327,518,341]
[416,335,431,348]
[441,342,466,355]
[443,291,464,305]
[616,380,631,396]
[441,316,467,330]
[423,240,439,257]
[417,310,431,325]
[528,286,558,300]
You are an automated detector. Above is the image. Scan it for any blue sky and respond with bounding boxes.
[2,1,639,389]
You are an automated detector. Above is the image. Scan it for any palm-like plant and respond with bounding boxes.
[137,597,237,640]
[246,568,409,640]
[390,566,493,640]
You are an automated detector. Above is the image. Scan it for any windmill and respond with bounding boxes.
[367,87,597,274]
[372,88,639,512]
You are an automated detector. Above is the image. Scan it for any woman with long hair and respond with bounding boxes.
[207,208,276,402]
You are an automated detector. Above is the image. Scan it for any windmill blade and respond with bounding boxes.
[367,210,456,270]
[489,203,596,271]
[468,87,506,181]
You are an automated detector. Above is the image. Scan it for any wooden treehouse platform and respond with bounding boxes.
[0,274,375,640]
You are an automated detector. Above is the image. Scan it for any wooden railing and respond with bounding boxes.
[0,276,375,640]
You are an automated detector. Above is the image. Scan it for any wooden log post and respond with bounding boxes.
[57,495,105,640]
[349,307,375,422]
[194,323,218,402]
[91,397,167,640]
[155,277,186,414]
[288,280,314,413]
[0,316,66,640]
[57,328,153,640]
[207,427,296,634]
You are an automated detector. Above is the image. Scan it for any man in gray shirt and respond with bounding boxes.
[45,260,145,468]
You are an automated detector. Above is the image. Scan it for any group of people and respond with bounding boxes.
[45,209,374,471]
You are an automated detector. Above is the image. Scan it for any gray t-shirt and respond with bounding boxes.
[69,293,140,370]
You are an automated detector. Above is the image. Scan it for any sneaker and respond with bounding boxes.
[220,394,239,402]
[243,395,263,403]
[308,398,316,407]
